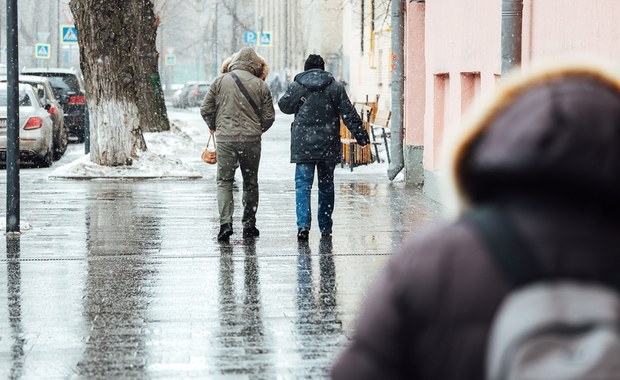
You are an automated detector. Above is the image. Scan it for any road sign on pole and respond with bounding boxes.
[243,31,257,46]
[60,25,78,45]
[165,54,176,66]
[35,43,51,59]
[259,32,273,47]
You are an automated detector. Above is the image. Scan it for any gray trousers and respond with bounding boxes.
[216,141,261,228]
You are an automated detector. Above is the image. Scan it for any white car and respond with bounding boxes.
[0,82,54,167]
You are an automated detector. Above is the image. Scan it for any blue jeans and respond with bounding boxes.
[295,162,335,233]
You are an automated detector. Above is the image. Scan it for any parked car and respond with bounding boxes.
[0,75,68,160]
[186,81,210,107]
[171,81,210,108]
[21,67,87,142]
[0,82,55,167]
[171,86,189,108]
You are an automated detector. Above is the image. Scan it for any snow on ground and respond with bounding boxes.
[49,117,204,180]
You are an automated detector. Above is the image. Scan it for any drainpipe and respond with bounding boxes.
[501,0,523,75]
[388,0,405,180]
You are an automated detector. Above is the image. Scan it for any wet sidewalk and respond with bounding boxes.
[0,109,442,379]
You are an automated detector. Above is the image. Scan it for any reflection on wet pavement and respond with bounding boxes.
[6,237,24,380]
[295,238,342,378]
[215,241,274,377]
[78,186,160,377]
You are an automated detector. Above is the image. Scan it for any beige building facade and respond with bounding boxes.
[254,0,344,83]
[250,0,394,109]
[341,0,393,109]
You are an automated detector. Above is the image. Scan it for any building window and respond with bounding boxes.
[433,73,449,167]
[460,72,481,115]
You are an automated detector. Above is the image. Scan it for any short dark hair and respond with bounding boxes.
[304,54,325,71]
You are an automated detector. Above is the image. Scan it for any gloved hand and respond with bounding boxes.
[356,134,370,147]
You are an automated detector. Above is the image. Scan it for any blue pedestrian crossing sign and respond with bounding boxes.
[243,31,257,46]
[35,43,51,59]
[259,32,273,47]
[61,25,78,45]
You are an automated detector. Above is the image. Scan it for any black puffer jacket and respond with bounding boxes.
[278,69,369,163]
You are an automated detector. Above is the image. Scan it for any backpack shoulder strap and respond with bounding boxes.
[229,72,261,119]
[465,206,544,286]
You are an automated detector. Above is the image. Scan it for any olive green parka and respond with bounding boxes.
[200,47,275,142]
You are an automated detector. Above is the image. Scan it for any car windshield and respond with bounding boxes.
[0,89,31,107]
[27,73,80,96]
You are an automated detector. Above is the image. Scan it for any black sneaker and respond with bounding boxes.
[321,231,332,238]
[297,228,309,241]
[243,226,260,238]
[218,223,233,241]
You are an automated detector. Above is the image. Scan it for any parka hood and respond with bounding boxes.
[445,58,620,215]
[294,69,334,91]
[229,47,266,77]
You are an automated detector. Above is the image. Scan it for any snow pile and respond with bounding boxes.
[49,122,203,179]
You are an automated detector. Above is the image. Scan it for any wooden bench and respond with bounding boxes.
[340,103,376,171]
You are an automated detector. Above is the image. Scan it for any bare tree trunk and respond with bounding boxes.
[70,0,169,166]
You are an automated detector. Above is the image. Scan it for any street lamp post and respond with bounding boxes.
[6,0,20,233]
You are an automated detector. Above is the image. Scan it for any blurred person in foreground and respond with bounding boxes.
[201,47,275,241]
[278,54,370,241]
[331,57,620,379]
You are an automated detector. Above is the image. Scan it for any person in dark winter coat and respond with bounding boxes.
[278,54,370,240]
[201,47,275,241]
[331,58,620,379]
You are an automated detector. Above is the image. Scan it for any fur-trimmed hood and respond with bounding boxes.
[444,58,620,215]
[223,48,269,80]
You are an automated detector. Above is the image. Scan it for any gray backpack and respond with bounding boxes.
[467,207,620,380]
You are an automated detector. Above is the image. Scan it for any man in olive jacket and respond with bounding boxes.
[278,54,369,240]
[201,47,275,241]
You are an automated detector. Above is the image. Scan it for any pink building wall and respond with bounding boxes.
[422,0,501,171]
[404,0,620,200]
[523,1,620,62]
[404,3,425,148]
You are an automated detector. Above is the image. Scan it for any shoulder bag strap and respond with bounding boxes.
[229,72,261,120]
[465,205,544,286]
[206,133,215,149]
[299,83,310,104]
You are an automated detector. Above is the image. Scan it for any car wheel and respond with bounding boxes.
[75,129,85,143]
[53,124,68,160]
[39,150,53,168]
